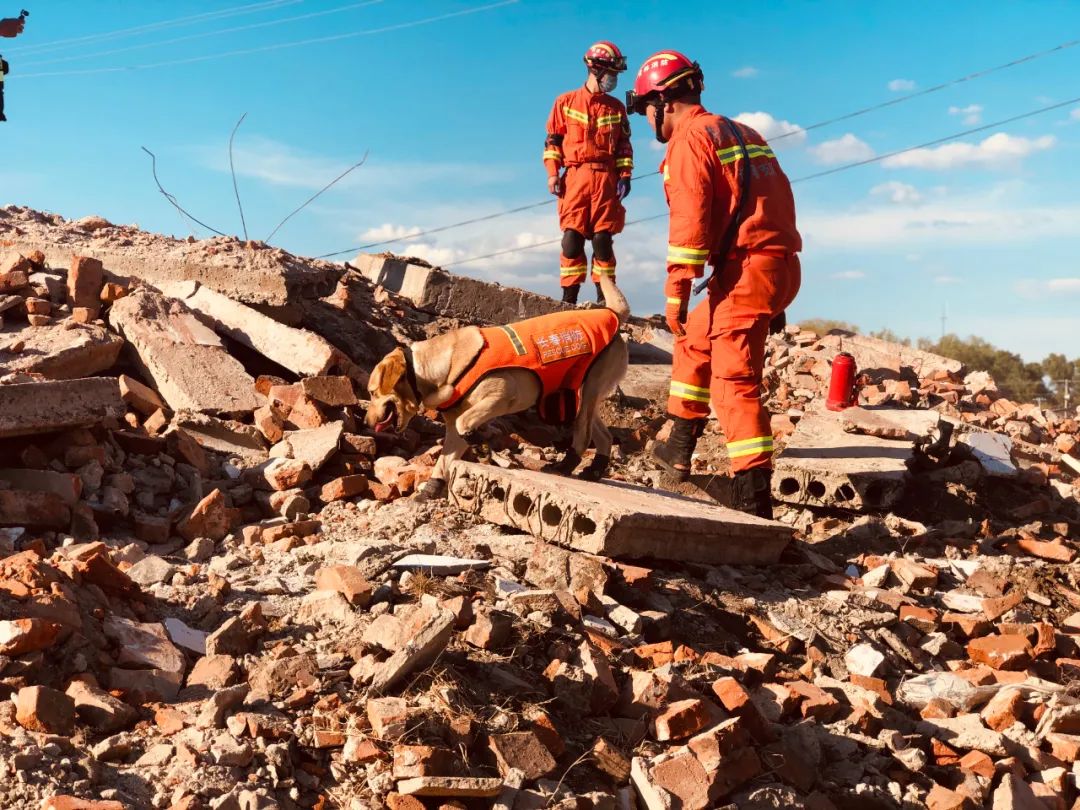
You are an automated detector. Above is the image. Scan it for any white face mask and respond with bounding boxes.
[599,73,618,93]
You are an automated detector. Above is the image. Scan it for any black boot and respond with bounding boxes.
[594,281,606,306]
[561,284,580,305]
[651,416,705,482]
[731,467,774,519]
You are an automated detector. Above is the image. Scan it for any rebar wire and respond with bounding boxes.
[265,153,369,243]
[229,113,249,241]
[141,146,227,237]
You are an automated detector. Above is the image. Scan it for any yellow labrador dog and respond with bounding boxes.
[365,274,630,499]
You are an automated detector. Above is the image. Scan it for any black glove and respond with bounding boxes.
[617,177,631,200]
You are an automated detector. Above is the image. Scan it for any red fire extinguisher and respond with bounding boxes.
[827,352,858,411]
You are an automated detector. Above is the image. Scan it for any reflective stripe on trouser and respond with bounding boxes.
[560,253,587,288]
[667,253,802,473]
[591,256,616,284]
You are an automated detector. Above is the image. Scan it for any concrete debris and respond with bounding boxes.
[447,460,793,565]
[0,216,1076,809]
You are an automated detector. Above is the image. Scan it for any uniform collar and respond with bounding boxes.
[671,104,709,139]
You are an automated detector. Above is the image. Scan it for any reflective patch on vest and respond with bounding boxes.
[533,325,592,365]
[499,325,528,356]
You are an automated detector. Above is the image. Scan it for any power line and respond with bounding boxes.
[20,0,385,69]
[441,94,1080,268]
[7,0,301,56]
[315,33,1080,258]
[19,1,520,79]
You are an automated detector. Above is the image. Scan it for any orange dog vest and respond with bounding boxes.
[438,308,621,422]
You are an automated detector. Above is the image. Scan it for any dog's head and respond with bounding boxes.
[365,348,421,434]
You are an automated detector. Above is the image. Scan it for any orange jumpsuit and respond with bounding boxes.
[437,308,621,419]
[662,106,801,473]
[544,86,634,287]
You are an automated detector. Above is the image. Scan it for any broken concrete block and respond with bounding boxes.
[370,605,454,693]
[161,280,346,377]
[395,777,503,798]
[956,427,1018,478]
[301,375,357,406]
[447,461,791,565]
[0,490,72,528]
[108,288,260,414]
[0,377,124,439]
[0,323,122,380]
[353,252,571,323]
[268,421,343,472]
[0,468,82,506]
[773,410,915,510]
[66,679,138,734]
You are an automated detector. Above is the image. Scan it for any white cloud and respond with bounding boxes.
[830,270,866,280]
[361,224,422,243]
[881,133,1056,171]
[934,275,960,284]
[888,79,916,92]
[871,181,922,204]
[1048,278,1080,293]
[734,111,806,147]
[731,66,759,79]
[801,193,1080,249]
[948,104,983,125]
[1071,107,1080,121]
[808,134,874,165]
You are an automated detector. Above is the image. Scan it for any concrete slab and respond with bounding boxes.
[352,254,572,324]
[172,412,268,462]
[161,281,347,377]
[954,428,1018,478]
[446,461,792,565]
[825,334,964,378]
[109,289,260,415]
[268,421,343,472]
[0,323,123,380]
[839,407,941,442]
[5,235,337,307]
[773,410,915,510]
[0,377,124,438]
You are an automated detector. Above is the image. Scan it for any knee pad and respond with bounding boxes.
[561,230,585,257]
[591,231,614,262]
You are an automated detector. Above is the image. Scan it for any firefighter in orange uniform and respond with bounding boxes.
[544,41,634,305]
[627,51,802,518]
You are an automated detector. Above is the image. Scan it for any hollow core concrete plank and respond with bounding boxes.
[446,461,792,565]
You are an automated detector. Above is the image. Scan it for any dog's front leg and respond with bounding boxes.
[416,420,466,502]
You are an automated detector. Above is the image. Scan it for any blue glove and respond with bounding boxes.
[617,177,631,200]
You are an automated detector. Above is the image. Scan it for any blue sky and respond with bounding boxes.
[2,1,1079,361]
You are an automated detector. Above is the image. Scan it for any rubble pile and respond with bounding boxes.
[0,205,1079,810]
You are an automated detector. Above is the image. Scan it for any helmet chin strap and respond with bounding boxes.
[652,103,668,144]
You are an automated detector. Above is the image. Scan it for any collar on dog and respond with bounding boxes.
[401,344,423,404]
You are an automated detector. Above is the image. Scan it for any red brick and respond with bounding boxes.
[68,255,104,317]
[14,685,76,735]
[591,737,631,781]
[314,565,372,607]
[526,708,564,757]
[849,674,893,705]
[958,749,995,779]
[654,698,713,741]
[921,698,956,719]
[392,745,452,779]
[367,697,407,740]
[41,799,124,810]
[1016,537,1075,563]
[687,717,747,771]
[319,474,369,503]
[177,488,231,542]
[786,679,843,722]
[632,640,675,669]
[711,676,775,743]
[967,635,1033,671]
[926,783,973,810]
[488,730,557,780]
[1047,733,1080,763]
[900,604,940,632]
[931,738,961,767]
[0,618,62,656]
[981,688,1025,732]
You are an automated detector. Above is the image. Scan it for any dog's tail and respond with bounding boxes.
[598,273,630,326]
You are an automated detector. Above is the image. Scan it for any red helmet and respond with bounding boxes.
[626,50,703,114]
[584,41,627,73]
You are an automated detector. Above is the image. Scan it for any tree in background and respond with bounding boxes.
[1041,352,1079,409]
[918,335,1049,403]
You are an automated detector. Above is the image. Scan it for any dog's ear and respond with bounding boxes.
[370,348,407,396]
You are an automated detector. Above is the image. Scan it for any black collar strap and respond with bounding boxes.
[401,345,423,404]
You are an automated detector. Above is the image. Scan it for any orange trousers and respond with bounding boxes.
[558,164,624,288]
[668,252,801,473]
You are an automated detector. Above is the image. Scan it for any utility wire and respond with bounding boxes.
[441,94,1080,268]
[21,0,384,68]
[19,1,520,79]
[316,34,1080,258]
[265,154,369,242]
[8,0,300,56]
[229,113,250,241]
